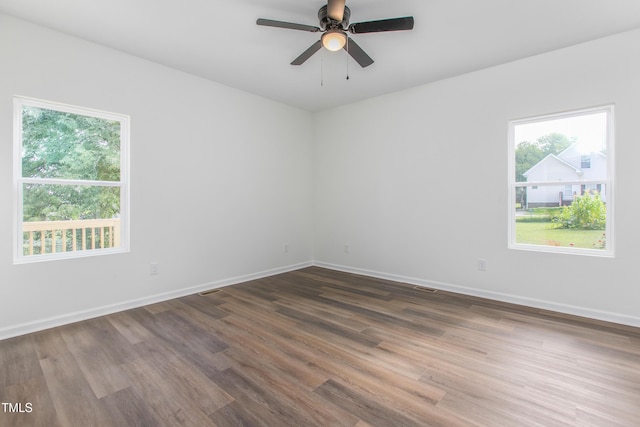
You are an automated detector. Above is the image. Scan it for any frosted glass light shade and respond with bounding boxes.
[322,30,347,51]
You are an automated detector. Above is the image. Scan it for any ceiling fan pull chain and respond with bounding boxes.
[321,54,324,86]
[346,37,350,80]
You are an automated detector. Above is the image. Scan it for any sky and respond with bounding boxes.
[514,111,608,154]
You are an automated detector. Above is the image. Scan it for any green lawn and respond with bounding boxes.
[515,221,606,249]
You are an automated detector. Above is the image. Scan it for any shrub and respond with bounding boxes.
[554,192,606,229]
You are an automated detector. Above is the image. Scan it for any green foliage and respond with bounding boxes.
[554,192,606,230]
[21,106,121,222]
[515,141,544,183]
[535,133,574,157]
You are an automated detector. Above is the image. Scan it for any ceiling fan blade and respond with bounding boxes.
[291,40,323,65]
[327,0,346,22]
[349,16,414,34]
[257,18,320,32]
[344,37,374,68]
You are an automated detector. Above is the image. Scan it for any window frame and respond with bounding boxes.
[507,105,614,257]
[13,96,130,264]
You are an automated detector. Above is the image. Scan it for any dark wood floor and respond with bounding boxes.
[1,267,639,426]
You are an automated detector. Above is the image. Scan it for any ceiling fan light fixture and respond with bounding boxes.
[257,3,414,67]
[321,30,347,51]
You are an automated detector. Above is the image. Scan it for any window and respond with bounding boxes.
[508,106,613,256]
[14,97,130,263]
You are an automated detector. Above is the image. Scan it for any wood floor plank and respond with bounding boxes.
[314,378,442,427]
[364,325,488,364]
[128,307,229,356]
[313,294,446,337]
[274,295,372,332]
[429,366,576,427]
[60,317,139,363]
[120,355,219,426]
[39,351,118,427]
[576,404,640,427]
[32,329,70,361]
[105,311,155,345]
[214,314,330,389]
[130,340,234,415]
[99,387,162,427]
[275,304,383,348]
[59,318,135,399]
[177,294,230,319]
[128,311,232,390]
[1,266,639,426]
[215,290,449,420]
[1,376,61,427]
[210,367,357,427]
[142,301,174,314]
[229,312,447,419]
[0,335,42,389]
[219,348,359,426]
[209,400,270,427]
[216,293,299,331]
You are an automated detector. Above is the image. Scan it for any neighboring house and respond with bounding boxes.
[522,144,607,208]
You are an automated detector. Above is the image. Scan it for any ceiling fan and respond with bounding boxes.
[257,0,414,68]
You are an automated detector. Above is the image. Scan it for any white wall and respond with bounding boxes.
[2,14,639,339]
[0,14,314,338]
[313,29,640,326]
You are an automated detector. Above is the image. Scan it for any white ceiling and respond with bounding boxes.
[2,1,640,112]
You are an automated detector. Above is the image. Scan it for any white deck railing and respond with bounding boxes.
[22,219,121,255]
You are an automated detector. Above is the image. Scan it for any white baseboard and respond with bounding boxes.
[313,261,640,328]
[0,261,313,340]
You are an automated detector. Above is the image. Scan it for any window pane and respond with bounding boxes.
[15,97,129,263]
[510,107,611,255]
[22,183,121,256]
[514,185,607,251]
[23,183,120,221]
[21,106,121,181]
[514,112,607,183]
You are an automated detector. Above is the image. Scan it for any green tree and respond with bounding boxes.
[515,141,544,183]
[21,106,121,222]
[536,133,573,157]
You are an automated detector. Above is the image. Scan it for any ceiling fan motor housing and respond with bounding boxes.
[318,5,351,30]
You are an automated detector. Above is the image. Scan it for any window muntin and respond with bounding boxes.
[14,97,130,263]
[508,106,613,256]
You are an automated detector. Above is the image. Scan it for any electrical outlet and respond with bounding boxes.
[283,243,289,253]
[344,244,350,253]
[150,262,159,275]
[477,259,487,272]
